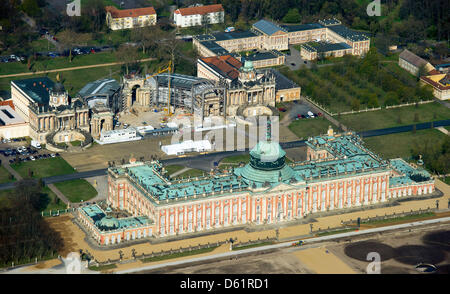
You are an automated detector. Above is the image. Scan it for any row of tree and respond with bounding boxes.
[0,180,63,268]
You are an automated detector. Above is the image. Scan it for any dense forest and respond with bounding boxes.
[0,180,63,268]
[200,0,449,41]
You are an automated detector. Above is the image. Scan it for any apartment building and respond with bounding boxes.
[106,6,157,30]
[174,4,224,27]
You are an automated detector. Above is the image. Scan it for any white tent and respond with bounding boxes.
[161,140,212,155]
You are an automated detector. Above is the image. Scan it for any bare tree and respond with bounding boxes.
[114,44,139,75]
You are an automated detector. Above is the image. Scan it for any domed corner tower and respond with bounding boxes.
[49,74,69,108]
[238,60,257,82]
[234,120,295,184]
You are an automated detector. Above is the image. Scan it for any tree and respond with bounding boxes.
[282,8,301,23]
[21,0,41,17]
[58,30,90,63]
[351,98,360,111]
[114,45,139,75]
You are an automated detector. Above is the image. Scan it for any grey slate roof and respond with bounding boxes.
[399,49,430,68]
[253,19,286,35]
[11,77,55,105]
[282,23,324,32]
[301,42,352,53]
[328,25,369,41]
[78,78,121,98]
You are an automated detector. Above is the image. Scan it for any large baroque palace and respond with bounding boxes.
[77,127,434,245]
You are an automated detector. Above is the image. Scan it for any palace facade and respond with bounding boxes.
[11,77,115,142]
[78,127,435,245]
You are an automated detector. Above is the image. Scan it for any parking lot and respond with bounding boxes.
[278,101,323,121]
[0,142,60,164]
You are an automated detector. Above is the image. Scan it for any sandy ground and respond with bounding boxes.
[292,247,356,274]
[62,137,172,171]
[22,259,62,271]
[46,214,277,264]
[139,248,310,274]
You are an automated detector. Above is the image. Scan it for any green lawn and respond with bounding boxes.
[232,242,274,251]
[42,186,67,212]
[141,246,217,263]
[363,129,448,160]
[11,157,75,179]
[316,228,358,237]
[176,168,205,179]
[288,117,334,139]
[88,264,117,271]
[362,212,435,225]
[0,186,66,212]
[0,51,127,76]
[220,154,251,164]
[0,59,158,97]
[53,179,97,203]
[164,165,185,175]
[338,102,450,132]
[0,166,15,184]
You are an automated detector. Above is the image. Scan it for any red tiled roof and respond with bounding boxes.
[200,55,242,80]
[174,4,223,16]
[0,100,15,110]
[106,6,156,18]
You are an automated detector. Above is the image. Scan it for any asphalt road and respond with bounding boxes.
[1,119,449,190]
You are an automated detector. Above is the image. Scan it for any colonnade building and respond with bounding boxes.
[77,127,434,245]
[11,77,115,142]
[193,18,370,62]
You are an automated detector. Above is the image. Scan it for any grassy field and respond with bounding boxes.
[0,51,130,76]
[363,129,448,160]
[0,186,66,212]
[42,186,67,212]
[362,212,435,225]
[220,154,251,164]
[0,59,158,97]
[164,165,185,175]
[232,241,274,251]
[288,117,334,139]
[11,157,75,179]
[141,246,217,263]
[176,168,205,179]
[338,102,450,131]
[0,166,14,184]
[316,228,358,237]
[88,264,117,271]
[53,179,97,203]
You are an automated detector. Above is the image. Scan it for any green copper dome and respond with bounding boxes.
[242,60,254,72]
[234,140,294,183]
[95,216,120,231]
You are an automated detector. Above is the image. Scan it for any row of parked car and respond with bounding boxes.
[1,137,27,144]
[296,111,323,119]
[9,152,59,164]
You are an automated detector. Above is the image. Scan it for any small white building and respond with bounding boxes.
[161,140,212,155]
[173,4,224,28]
[0,102,29,140]
[95,127,142,145]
